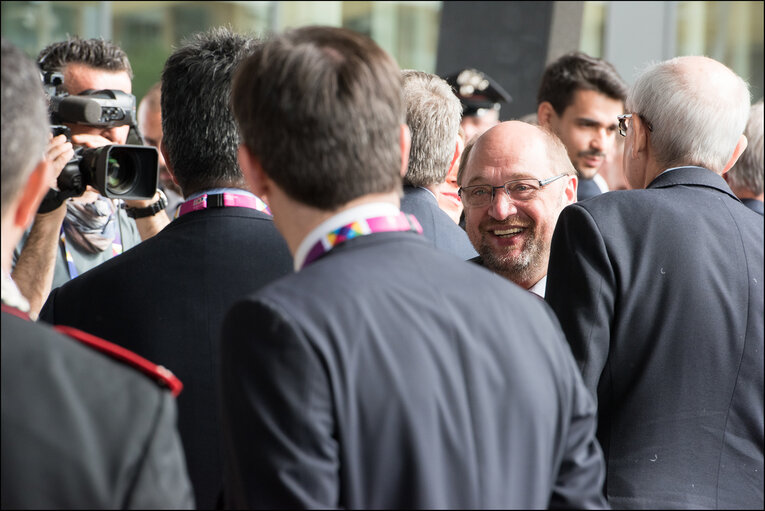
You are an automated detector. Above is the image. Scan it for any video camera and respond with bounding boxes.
[40,70,158,208]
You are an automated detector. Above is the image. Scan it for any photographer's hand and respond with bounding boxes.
[71,133,170,239]
[12,134,74,320]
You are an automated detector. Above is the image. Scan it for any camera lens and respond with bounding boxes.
[105,152,138,195]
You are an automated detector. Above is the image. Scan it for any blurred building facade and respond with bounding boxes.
[2,1,762,117]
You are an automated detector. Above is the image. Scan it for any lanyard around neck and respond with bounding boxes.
[301,212,422,269]
[176,192,271,218]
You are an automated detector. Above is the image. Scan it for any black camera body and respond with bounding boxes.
[41,70,158,201]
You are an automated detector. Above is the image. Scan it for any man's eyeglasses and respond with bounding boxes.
[458,174,568,208]
[617,113,654,137]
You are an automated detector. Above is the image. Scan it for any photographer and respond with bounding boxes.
[12,36,169,318]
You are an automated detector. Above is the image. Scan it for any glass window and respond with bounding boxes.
[2,1,442,102]
[677,1,764,100]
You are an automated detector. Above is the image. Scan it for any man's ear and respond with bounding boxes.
[400,124,411,178]
[537,102,556,128]
[15,159,53,229]
[448,137,463,175]
[564,175,578,204]
[238,144,270,199]
[631,115,650,159]
[722,134,748,175]
[159,139,180,188]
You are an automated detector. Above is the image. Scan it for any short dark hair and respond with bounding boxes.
[537,51,627,116]
[37,36,133,80]
[161,27,260,196]
[1,38,50,219]
[231,26,404,210]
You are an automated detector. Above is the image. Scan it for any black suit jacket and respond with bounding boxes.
[40,205,293,509]
[221,231,607,509]
[400,185,477,259]
[545,166,764,509]
[2,308,193,509]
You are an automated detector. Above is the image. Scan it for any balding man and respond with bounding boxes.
[459,121,577,296]
[546,56,763,508]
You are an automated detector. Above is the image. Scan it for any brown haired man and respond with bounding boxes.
[222,25,608,509]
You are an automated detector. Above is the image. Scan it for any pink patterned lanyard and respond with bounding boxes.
[176,192,271,218]
[301,212,423,269]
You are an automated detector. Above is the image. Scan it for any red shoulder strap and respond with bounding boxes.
[1,303,31,320]
[54,325,183,397]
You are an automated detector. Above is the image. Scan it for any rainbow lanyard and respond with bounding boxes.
[60,226,122,279]
[301,212,423,269]
[176,192,271,218]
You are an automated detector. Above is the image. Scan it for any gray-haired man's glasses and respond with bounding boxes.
[617,113,654,137]
[458,174,568,208]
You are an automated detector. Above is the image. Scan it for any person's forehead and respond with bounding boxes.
[465,136,550,184]
[62,62,132,95]
[563,88,623,122]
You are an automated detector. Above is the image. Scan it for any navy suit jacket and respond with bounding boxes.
[742,197,764,216]
[221,230,607,509]
[546,166,764,509]
[400,185,477,259]
[40,205,293,509]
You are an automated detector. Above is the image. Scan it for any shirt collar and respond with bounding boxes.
[528,275,547,298]
[1,270,30,314]
[293,202,400,272]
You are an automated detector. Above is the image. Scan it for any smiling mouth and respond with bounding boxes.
[493,227,524,237]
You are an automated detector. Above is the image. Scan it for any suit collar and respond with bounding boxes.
[647,166,740,202]
[403,185,438,204]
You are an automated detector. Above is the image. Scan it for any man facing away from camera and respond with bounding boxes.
[39,28,293,509]
[399,69,477,259]
[220,25,608,509]
[545,55,763,508]
[1,36,192,510]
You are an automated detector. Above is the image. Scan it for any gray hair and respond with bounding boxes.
[627,57,750,173]
[1,38,50,219]
[727,100,764,195]
[401,69,462,187]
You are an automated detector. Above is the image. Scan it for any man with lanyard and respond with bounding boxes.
[12,36,170,319]
[39,28,293,509]
[219,26,607,509]
[1,36,193,510]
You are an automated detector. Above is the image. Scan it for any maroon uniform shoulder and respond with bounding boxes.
[54,325,183,397]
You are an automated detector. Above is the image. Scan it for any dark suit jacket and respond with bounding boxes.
[40,205,293,510]
[545,166,764,509]
[742,197,764,216]
[577,176,603,201]
[220,231,608,509]
[2,308,193,509]
[400,185,477,259]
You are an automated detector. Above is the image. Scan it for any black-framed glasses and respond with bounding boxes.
[617,113,654,137]
[458,173,568,208]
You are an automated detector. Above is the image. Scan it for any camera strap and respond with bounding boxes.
[175,192,271,218]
